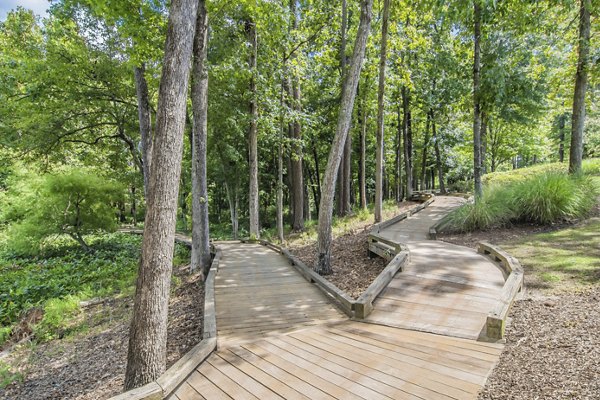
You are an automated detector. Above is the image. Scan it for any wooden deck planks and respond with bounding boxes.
[168,227,505,400]
[214,243,345,345]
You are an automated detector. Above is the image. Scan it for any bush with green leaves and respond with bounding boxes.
[5,169,124,254]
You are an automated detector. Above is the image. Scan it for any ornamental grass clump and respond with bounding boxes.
[511,173,598,224]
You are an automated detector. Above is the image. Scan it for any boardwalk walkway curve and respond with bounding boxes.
[166,196,507,400]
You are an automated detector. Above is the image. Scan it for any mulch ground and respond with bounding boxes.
[289,202,417,299]
[479,288,600,399]
[439,221,600,399]
[0,265,204,400]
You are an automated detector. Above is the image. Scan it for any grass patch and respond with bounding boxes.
[0,361,23,389]
[501,219,600,292]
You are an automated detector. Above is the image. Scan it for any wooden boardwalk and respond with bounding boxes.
[167,198,506,399]
[370,197,506,339]
[169,321,502,400]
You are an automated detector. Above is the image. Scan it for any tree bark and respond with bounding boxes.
[359,82,368,210]
[401,87,412,198]
[134,64,153,199]
[191,1,211,275]
[473,0,483,198]
[289,0,304,231]
[395,102,402,202]
[374,0,390,223]
[421,110,431,191]
[246,19,260,238]
[125,0,198,389]
[337,0,352,217]
[432,111,445,194]
[569,0,591,174]
[277,78,286,242]
[559,113,566,163]
[225,181,239,239]
[316,0,373,275]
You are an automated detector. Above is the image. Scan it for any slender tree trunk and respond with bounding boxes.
[316,0,373,275]
[421,110,431,191]
[569,0,591,174]
[131,185,137,224]
[395,102,402,201]
[559,113,566,162]
[225,181,239,239]
[481,112,487,175]
[359,82,368,210]
[338,0,352,217]
[374,0,390,222]
[473,0,483,198]
[402,87,412,198]
[277,78,285,242]
[134,64,153,199]
[191,1,211,274]
[125,0,198,389]
[245,19,260,238]
[432,111,445,194]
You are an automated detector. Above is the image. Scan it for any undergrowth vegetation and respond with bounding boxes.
[0,233,190,347]
[440,160,600,232]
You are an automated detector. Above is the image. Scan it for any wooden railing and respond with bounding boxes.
[477,242,524,340]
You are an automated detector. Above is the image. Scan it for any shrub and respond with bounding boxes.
[5,169,124,254]
[438,185,516,232]
[440,170,599,232]
[512,173,598,224]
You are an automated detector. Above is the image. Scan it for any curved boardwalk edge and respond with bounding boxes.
[477,242,524,340]
[110,236,221,400]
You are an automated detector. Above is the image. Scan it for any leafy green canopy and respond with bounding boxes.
[3,169,124,253]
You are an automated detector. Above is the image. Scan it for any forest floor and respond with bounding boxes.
[288,201,418,299]
[0,264,204,400]
[440,211,600,399]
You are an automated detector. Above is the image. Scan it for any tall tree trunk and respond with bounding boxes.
[481,112,487,175]
[473,0,483,198]
[359,82,368,210]
[277,78,286,242]
[559,113,566,162]
[432,111,445,194]
[401,87,413,198]
[374,0,390,222]
[191,1,211,275]
[395,102,402,201]
[421,110,431,191]
[125,0,198,389]
[316,0,373,275]
[134,64,153,199]
[225,181,239,239]
[246,19,260,238]
[569,0,591,174]
[338,0,351,217]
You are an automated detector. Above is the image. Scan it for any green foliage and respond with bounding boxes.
[0,361,23,389]
[4,169,124,254]
[0,233,140,327]
[33,295,81,341]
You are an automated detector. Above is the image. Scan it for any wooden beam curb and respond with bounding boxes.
[111,232,221,400]
[355,251,410,318]
[477,242,524,340]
